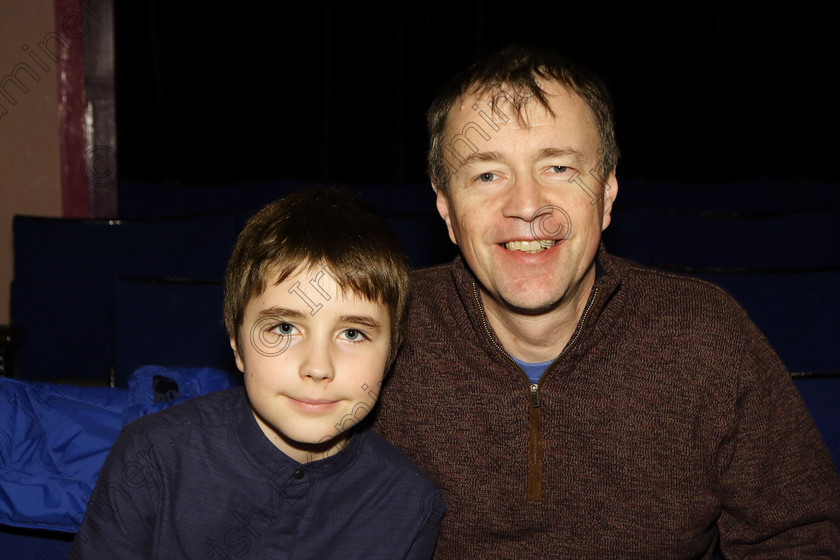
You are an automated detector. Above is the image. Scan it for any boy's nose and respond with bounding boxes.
[299,340,334,382]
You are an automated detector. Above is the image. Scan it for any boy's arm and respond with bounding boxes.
[67,429,161,559]
[403,487,445,560]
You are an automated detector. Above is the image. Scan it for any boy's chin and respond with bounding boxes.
[279,429,353,462]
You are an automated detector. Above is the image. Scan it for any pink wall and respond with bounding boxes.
[0,0,65,324]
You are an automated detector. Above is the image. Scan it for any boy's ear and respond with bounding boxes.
[230,336,245,373]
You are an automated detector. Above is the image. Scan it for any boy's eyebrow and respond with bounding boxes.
[339,315,383,330]
[255,307,307,321]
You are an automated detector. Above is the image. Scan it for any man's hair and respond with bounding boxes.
[223,187,411,368]
[427,44,619,190]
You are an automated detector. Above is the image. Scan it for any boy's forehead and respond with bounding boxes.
[251,263,386,314]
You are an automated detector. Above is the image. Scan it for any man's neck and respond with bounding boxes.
[480,273,596,364]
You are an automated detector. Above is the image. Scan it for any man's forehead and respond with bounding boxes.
[438,80,601,177]
[448,81,585,130]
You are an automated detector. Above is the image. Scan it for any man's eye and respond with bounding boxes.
[477,172,496,182]
[551,166,568,173]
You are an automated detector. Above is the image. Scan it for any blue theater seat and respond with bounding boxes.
[12,213,238,383]
[112,277,235,388]
[0,527,72,559]
[386,213,457,269]
[118,179,454,268]
[693,268,840,375]
[603,208,840,271]
[616,177,840,214]
[793,373,840,473]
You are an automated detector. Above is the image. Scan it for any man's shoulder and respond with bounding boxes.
[596,252,758,346]
[411,261,456,288]
[607,253,746,311]
[406,261,464,317]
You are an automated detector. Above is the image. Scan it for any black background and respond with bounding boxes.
[114,3,840,188]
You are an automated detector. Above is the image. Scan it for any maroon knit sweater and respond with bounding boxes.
[374,249,840,559]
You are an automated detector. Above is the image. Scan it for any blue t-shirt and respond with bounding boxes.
[512,357,554,384]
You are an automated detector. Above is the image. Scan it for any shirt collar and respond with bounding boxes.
[233,387,364,486]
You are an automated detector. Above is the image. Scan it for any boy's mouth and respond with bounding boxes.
[502,239,557,254]
[288,397,340,413]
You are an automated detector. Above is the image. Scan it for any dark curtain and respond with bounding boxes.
[114,3,839,186]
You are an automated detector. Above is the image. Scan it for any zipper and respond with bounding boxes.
[472,282,520,370]
[472,282,601,405]
[471,281,601,501]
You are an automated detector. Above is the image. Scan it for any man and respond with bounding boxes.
[374,45,840,558]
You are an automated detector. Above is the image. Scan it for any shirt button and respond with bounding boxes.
[294,469,305,480]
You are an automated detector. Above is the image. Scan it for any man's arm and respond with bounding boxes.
[716,334,840,557]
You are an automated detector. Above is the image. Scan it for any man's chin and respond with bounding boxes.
[483,287,568,317]
[501,297,565,317]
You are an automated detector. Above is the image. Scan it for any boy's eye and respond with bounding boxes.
[273,322,297,336]
[340,328,367,342]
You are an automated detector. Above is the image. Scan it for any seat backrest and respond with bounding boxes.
[603,208,840,271]
[112,277,236,388]
[12,213,238,383]
[792,373,840,474]
[694,268,840,374]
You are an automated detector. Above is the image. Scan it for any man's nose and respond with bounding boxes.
[502,174,547,224]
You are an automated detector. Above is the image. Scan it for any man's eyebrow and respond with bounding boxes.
[339,315,383,330]
[255,307,307,321]
[457,148,587,171]
[536,147,586,162]
[457,151,506,169]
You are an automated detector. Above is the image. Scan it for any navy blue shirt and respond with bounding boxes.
[68,387,444,559]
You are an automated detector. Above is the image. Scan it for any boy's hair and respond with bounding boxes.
[427,44,619,191]
[224,187,411,368]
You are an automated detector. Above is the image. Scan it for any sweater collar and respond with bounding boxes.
[450,243,624,364]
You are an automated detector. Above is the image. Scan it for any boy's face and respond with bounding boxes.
[231,264,391,463]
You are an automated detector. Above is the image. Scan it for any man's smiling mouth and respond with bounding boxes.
[502,240,557,254]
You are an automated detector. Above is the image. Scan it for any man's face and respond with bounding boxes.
[435,81,618,316]
[231,264,391,462]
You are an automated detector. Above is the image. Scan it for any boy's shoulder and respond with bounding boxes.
[351,428,445,524]
[123,386,245,437]
[355,428,441,491]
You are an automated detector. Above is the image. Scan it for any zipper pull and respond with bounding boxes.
[530,383,540,407]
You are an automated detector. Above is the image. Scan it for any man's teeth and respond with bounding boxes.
[503,240,556,253]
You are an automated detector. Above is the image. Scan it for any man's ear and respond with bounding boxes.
[600,172,619,232]
[433,181,459,246]
[230,336,245,373]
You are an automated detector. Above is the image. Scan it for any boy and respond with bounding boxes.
[69,187,444,559]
